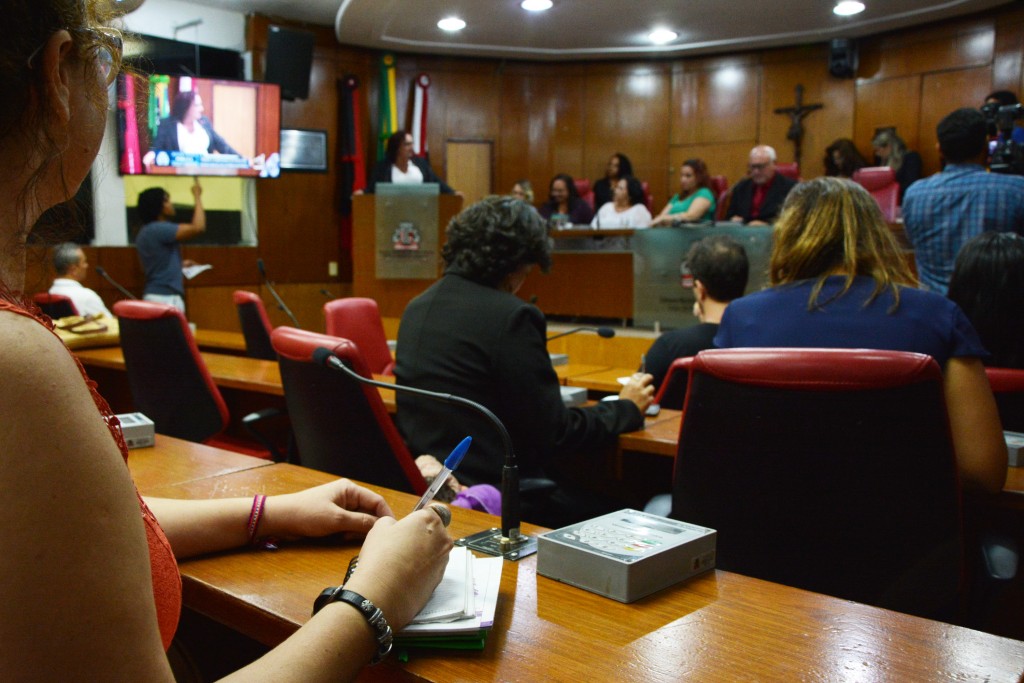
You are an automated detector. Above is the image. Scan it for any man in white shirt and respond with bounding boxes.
[49,243,111,317]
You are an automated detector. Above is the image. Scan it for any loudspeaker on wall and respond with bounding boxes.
[264,25,315,101]
[828,38,858,79]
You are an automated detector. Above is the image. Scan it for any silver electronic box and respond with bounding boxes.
[537,509,716,603]
[116,412,155,449]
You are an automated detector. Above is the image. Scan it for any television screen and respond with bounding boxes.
[117,74,281,178]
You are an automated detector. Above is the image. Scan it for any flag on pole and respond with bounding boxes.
[377,53,398,159]
[411,73,431,158]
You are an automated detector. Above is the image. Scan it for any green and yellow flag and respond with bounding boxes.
[377,53,398,159]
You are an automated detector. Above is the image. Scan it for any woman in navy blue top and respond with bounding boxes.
[716,177,1007,494]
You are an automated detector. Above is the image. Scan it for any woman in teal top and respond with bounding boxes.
[652,158,716,225]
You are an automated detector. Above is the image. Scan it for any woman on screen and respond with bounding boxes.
[150,90,238,156]
[714,177,1006,494]
[0,2,451,678]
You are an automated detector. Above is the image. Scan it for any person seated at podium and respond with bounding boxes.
[539,173,594,226]
[510,178,535,204]
[592,152,634,210]
[362,130,458,195]
[644,235,748,389]
[948,231,1024,369]
[48,242,111,317]
[823,138,868,178]
[715,177,1007,494]
[726,145,797,225]
[395,196,654,528]
[0,5,451,678]
[590,175,652,228]
[651,158,716,225]
[871,129,922,202]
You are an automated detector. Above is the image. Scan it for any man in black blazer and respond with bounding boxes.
[727,145,798,225]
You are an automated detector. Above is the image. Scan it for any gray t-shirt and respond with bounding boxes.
[136,221,183,295]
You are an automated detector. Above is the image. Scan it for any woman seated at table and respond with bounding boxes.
[590,175,652,228]
[395,196,653,528]
[363,129,458,195]
[651,158,716,225]
[715,177,1006,494]
[1,3,451,680]
[539,173,594,226]
[823,138,869,178]
[871,129,922,201]
[948,231,1024,369]
[591,152,634,210]
[510,178,535,204]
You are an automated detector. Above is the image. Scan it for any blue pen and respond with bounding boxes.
[411,436,472,512]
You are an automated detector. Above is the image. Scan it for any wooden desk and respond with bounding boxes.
[193,329,247,355]
[135,446,1024,681]
[553,363,610,385]
[565,366,637,394]
[127,434,272,490]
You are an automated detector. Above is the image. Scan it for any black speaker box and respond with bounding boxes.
[264,25,315,101]
[828,38,858,79]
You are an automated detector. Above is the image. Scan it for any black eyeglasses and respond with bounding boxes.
[27,25,123,87]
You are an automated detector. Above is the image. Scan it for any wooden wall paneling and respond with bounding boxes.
[671,58,761,146]
[446,141,493,204]
[497,67,587,205]
[668,143,755,200]
[516,252,633,320]
[918,66,995,174]
[180,246,259,286]
[992,9,1024,94]
[187,285,244,331]
[260,282,346,331]
[854,76,922,161]
[759,48,856,178]
[582,64,672,209]
[857,16,994,82]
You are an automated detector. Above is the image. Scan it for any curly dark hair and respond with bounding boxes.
[621,175,645,206]
[385,130,409,164]
[137,187,168,224]
[442,196,552,287]
[170,90,198,122]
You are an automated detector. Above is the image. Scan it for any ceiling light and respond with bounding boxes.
[833,1,865,16]
[521,0,553,11]
[437,17,466,31]
[648,28,678,45]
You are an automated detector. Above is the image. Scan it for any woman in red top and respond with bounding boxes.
[0,2,451,680]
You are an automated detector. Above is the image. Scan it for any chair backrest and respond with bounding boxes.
[986,366,1024,433]
[775,162,800,180]
[323,297,394,376]
[640,180,653,212]
[32,292,78,318]
[114,300,229,443]
[653,356,691,410]
[708,175,729,199]
[271,326,427,494]
[574,178,595,209]
[233,290,276,360]
[715,186,734,221]
[671,348,962,619]
[853,166,900,221]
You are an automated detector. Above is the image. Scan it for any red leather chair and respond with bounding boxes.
[271,326,427,494]
[708,175,729,199]
[775,162,800,181]
[233,290,276,361]
[715,186,734,221]
[114,300,280,459]
[32,292,78,318]
[573,178,595,209]
[985,366,1024,433]
[652,356,690,410]
[853,166,900,222]
[323,297,395,376]
[664,348,964,620]
[640,180,654,212]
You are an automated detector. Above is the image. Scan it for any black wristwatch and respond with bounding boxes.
[312,587,394,664]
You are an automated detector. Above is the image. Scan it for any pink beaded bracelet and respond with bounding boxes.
[247,494,277,549]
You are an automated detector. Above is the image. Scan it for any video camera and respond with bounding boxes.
[981,101,1024,175]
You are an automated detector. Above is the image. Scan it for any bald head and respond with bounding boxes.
[748,145,777,185]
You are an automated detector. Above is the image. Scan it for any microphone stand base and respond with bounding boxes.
[456,528,538,561]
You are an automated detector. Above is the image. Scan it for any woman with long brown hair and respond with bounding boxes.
[715,177,1006,494]
[651,158,716,225]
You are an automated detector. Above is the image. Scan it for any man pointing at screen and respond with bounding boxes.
[135,180,206,313]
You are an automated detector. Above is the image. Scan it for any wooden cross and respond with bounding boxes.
[773,84,823,168]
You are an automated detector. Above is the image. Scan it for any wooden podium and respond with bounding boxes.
[351,194,463,318]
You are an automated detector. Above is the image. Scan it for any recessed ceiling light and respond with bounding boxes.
[648,28,678,45]
[437,17,466,31]
[521,0,553,11]
[833,1,865,16]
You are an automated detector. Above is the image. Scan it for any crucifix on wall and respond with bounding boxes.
[773,84,823,169]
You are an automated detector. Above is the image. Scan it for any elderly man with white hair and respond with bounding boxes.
[726,145,798,225]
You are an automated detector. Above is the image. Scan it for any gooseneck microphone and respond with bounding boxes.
[546,326,616,342]
[311,346,536,561]
[257,258,300,328]
[94,266,137,300]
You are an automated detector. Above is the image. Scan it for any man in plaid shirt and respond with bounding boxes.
[902,108,1024,294]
